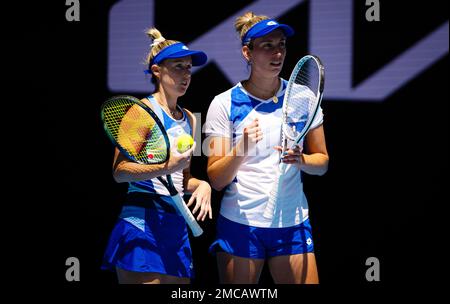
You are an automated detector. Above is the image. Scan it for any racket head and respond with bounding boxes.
[282,55,325,144]
[101,95,170,164]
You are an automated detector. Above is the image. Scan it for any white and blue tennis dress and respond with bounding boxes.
[205,79,324,258]
[101,96,195,278]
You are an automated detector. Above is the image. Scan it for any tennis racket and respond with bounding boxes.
[263,55,325,220]
[101,95,203,237]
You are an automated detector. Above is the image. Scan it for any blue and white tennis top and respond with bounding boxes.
[127,96,192,197]
[204,80,323,228]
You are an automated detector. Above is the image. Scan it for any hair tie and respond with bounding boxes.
[151,37,165,47]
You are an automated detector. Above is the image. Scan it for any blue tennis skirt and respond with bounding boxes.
[101,196,194,278]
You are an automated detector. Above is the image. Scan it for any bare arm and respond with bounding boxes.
[301,124,329,175]
[181,108,212,221]
[112,147,192,183]
[206,137,245,191]
[207,118,262,191]
[277,124,329,176]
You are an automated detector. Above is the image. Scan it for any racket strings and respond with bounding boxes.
[282,59,320,140]
[102,99,168,163]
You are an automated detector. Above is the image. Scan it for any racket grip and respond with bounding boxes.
[171,194,204,237]
[264,162,288,219]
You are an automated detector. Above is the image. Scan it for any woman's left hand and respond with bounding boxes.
[186,181,212,221]
[274,145,303,169]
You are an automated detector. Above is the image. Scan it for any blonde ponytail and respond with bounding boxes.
[144,27,178,65]
[234,12,269,42]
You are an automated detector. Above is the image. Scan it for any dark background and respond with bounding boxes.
[5,0,447,298]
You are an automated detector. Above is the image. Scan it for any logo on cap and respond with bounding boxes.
[182,46,189,50]
[267,21,278,26]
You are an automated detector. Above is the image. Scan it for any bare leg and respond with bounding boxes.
[116,267,190,284]
[268,253,319,284]
[216,252,265,284]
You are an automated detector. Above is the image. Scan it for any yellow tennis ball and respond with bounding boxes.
[176,134,194,153]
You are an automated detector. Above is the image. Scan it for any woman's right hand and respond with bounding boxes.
[236,118,263,155]
[165,142,196,174]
